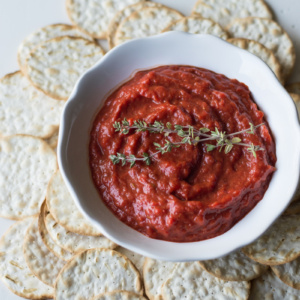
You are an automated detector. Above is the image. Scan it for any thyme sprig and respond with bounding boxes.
[110,119,264,167]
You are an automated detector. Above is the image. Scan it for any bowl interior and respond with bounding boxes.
[58,32,300,261]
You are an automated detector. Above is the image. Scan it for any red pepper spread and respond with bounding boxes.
[89,65,276,242]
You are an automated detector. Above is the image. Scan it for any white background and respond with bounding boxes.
[0,0,299,299]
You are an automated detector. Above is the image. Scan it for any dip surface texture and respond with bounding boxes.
[90,66,276,242]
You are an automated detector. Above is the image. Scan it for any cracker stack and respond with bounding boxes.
[0,0,299,299]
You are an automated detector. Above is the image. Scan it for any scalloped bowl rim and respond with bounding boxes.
[58,32,300,261]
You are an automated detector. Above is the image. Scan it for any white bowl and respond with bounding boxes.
[58,32,300,261]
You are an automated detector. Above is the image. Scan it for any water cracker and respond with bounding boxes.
[162,262,250,300]
[66,0,144,39]
[92,291,147,300]
[0,71,64,138]
[271,256,300,290]
[143,258,178,300]
[115,246,145,277]
[107,2,161,49]
[249,269,300,299]
[47,170,102,236]
[115,6,183,46]
[54,248,143,299]
[242,214,300,265]
[192,0,272,29]
[18,23,94,72]
[0,218,53,299]
[0,135,57,219]
[228,38,282,82]
[24,36,105,100]
[227,17,295,81]
[162,16,228,40]
[45,210,116,253]
[38,201,73,261]
[23,218,65,286]
[199,250,269,281]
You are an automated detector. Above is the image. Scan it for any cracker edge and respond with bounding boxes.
[46,170,102,237]
[22,35,104,101]
[53,248,144,297]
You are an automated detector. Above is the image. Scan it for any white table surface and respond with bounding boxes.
[0,0,299,299]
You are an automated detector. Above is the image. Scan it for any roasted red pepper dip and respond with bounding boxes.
[89,65,276,242]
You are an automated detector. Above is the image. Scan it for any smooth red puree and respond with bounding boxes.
[89,65,276,242]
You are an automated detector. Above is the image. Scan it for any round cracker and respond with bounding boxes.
[46,170,102,236]
[192,0,272,29]
[0,135,57,220]
[0,71,65,138]
[66,0,144,39]
[115,6,183,46]
[289,92,300,119]
[162,16,228,40]
[92,290,147,300]
[143,258,178,300]
[23,218,65,287]
[226,17,296,81]
[249,269,300,299]
[115,246,145,277]
[23,36,105,100]
[162,262,250,300]
[18,23,94,73]
[45,210,116,253]
[271,256,300,290]
[54,248,143,299]
[38,201,73,261]
[228,38,282,82]
[199,250,269,281]
[286,82,300,95]
[0,218,53,299]
[107,2,161,49]
[43,127,59,150]
[242,214,300,265]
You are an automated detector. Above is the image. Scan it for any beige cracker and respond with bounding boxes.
[54,248,143,299]
[199,249,269,281]
[0,218,53,299]
[66,0,144,39]
[271,256,300,290]
[228,38,282,82]
[162,262,250,300]
[227,17,295,81]
[38,201,73,261]
[249,269,300,299]
[0,71,65,138]
[115,6,183,46]
[162,16,228,40]
[192,0,272,29]
[242,214,300,265]
[23,218,65,287]
[24,36,105,100]
[47,170,102,236]
[143,258,178,300]
[92,290,147,300]
[0,135,57,219]
[115,246,145,277]
[43,127,59,150]
[107,2,161,49]
[45,210,116,253]
[18,23,94,73]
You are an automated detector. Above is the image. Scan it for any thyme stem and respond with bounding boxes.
[110,119,265,167]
